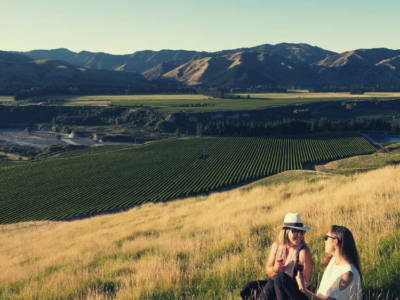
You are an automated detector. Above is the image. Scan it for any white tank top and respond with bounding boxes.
[317,258,362,300]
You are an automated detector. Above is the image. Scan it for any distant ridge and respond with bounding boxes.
[0,52,149,87]
[312,48,400,86]
[19,43,336,73]
[0,51,32,64]
[20,48,211,73]
[7,44,400,88]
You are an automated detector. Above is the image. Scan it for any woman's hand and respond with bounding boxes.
[273,260,284,273]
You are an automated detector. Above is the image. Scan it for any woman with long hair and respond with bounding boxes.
[273,225,362,300]
[240,213,313,300]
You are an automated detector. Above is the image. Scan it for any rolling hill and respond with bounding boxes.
[0,51,149,87]
[162,51,318,87]
[0,162,398,299]
[312,48,400,86]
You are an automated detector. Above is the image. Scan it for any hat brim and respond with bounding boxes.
[282,225,311,231]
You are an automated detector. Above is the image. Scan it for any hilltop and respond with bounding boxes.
[0,150,399,299]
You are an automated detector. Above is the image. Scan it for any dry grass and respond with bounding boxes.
[230,91,400,100]
[0,96,14,102]
[0,167,399,299]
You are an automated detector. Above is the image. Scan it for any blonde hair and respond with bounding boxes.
[277,228,307,247]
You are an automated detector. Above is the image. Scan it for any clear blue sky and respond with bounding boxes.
[2,0,399,54]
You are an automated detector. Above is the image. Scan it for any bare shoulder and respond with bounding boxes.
[339,271,354,291]
[300,246,312,257]
[272,240,280,247]
[268,241,279,255]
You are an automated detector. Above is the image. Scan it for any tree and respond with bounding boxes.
[175,127,181,138]
[196,122,203,137]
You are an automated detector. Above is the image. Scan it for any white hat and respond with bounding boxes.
[282,213,310,231]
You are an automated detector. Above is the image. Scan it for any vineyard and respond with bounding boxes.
[0,133,376,224]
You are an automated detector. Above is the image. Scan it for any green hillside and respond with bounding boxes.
[0,133,376,224]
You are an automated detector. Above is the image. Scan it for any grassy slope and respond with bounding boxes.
[316,142,400,175]
[0,160,399,299]
[0,161,28,168]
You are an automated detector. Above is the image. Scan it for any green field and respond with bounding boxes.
[0,133,376,224]
[315,142,400,176]
[47,144,137,159]
[31,91,400,112]
[38,94,212,108]
[0,161,28,168]
[230,91,400,100]
[0,96,14,102]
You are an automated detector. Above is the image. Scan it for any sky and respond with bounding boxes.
[2,0,400,54]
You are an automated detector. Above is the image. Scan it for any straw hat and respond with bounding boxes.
[282,213,311,231]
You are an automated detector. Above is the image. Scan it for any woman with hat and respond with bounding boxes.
[273,225,362,300]
[240,213,313,300]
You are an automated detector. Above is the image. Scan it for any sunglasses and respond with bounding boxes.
[324,235,339,241]
[291,229,306,236]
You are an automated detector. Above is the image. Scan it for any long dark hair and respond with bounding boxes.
[327,225,362,280]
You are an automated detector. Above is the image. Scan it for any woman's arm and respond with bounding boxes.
[297,271,332,300]
[297,270,353,300]
[300,248,313,286]
[266,241,281,278]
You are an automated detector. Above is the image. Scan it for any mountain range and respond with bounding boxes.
[2,43,400,88]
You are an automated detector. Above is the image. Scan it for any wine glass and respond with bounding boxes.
[276,246,288,271]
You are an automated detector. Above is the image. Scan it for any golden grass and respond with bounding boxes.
[230,91,400,100]
[0,167,399,299]
[0,96,14,102]
[0,151,28,161]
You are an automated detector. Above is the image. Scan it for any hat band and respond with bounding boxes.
[284,222,304,227]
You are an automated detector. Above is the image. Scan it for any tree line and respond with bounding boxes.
[196,118,399,136]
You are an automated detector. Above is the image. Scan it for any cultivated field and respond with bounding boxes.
[0,96,14,102]
[230,90,400,100]
[0,164,398,299]
[0,133,376,224]
[29,91,400,112]
[38,94,212,108]
[53,144,137,159]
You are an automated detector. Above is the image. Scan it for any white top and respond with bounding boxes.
[317,258,362,300]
